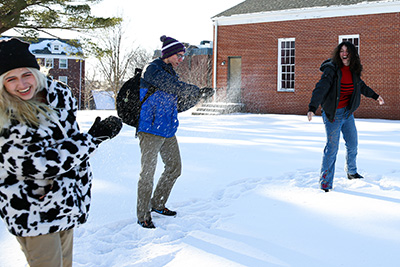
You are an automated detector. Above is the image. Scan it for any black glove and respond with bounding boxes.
[199,87,215,99]
[88,116,122,142]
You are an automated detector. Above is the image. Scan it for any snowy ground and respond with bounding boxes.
[1,110,400,267]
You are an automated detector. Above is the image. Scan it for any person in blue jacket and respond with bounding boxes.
[136,35,214,228]
[307,41,384,192]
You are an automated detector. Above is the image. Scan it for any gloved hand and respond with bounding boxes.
[199,87,215,99]
[88,116,122,142]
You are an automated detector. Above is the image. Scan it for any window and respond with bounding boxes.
[339,35,359,53]
[53,44,60,53]
[59,76,68,84]
[59,58,68,69]
[45,58,53,68]
[277,38,295,92]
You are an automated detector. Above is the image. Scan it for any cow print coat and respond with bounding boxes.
[0,77,99,237]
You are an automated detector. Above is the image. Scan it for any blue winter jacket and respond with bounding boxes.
[138,58,201,138]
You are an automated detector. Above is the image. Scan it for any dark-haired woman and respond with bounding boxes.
[307,41,384,192]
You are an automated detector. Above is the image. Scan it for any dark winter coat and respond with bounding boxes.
[138,58,201,138]
[308,59,379,122]
[0,77,99,237]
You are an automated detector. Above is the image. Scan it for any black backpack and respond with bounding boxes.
[116,68,156,128]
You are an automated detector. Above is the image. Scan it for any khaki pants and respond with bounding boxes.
[137,132,182,221]
[16,229,73,267]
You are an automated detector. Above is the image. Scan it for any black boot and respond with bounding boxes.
[347,173,363,180]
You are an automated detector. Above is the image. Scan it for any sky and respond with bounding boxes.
[3,0,244,51]
[2,0,244,77]
[90,0,245,51]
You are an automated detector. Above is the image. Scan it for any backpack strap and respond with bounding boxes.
[140,85,157,105]
[135,85,158,136]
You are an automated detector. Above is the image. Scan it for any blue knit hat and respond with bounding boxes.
[0,38,40,76]
[160,35,185,59]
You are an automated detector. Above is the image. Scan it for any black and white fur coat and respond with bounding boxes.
[0,77,99,237]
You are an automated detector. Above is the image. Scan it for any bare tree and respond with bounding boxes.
[88,22,152,107]
[84,67,101,109]
[177,54,212,88]
[127,46,153,75]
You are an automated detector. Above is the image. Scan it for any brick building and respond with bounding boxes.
[30,38,86,109]
[176,41,213,89]
[212,0,400,119]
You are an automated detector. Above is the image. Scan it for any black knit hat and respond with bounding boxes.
[0,38,40,76]
[160,35,185,59]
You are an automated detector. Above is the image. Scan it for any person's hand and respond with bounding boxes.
[199,87,215,99]
[88,116,122,142]
[307,111,314,121]
[377,96,385,105]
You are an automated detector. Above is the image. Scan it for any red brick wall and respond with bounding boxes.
[214,12,400,120]
[48,59,86,109]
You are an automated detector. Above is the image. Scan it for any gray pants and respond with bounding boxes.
[137,132,182,221]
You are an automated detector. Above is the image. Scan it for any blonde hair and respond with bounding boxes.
[0,68,53,128]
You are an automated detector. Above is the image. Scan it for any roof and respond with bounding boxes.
[0,36,83,57]
[30,38,83,57]
[214,0,392,17]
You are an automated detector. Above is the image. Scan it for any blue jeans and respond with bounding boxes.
[320,108,358,189]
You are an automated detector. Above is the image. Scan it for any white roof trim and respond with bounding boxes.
[213,1,400,25]
[31,54,84,60]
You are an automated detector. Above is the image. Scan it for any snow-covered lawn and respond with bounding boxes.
[1,110,400,266]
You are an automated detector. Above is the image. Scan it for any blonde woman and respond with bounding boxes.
[0,38,122,267]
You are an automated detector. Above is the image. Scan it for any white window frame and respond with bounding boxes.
[277,38,295,92]
[59,58,68,69]
[339,34,360,53]
[58,76,68,84]
[44,58,53,68]
[53,44,60,53]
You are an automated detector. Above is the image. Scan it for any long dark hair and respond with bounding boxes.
[331,41,363,76]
